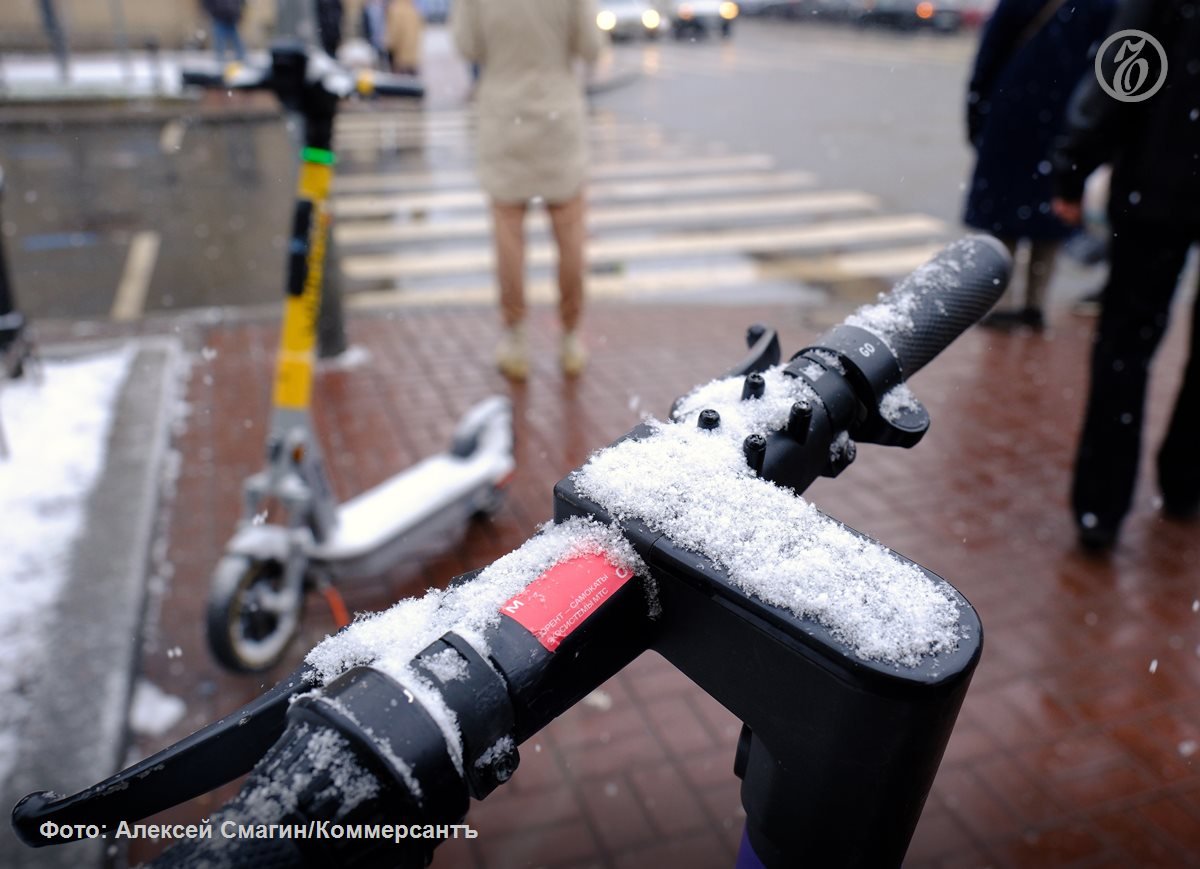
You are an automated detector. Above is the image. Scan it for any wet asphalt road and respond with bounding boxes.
[1,117,297,320]
[0,20,985,322]
[593,19,977,225]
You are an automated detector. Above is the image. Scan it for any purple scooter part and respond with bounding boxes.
[736,827,768,869]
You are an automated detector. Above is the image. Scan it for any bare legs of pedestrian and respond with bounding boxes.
[492,200,530,380]
[490,192,588,380]
[547,192,587,376]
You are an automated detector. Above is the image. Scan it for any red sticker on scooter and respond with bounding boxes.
[500,553,633,652]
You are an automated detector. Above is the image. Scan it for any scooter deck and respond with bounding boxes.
[310,450,513,563]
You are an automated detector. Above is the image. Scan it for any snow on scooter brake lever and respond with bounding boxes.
[12,236,1011,868]
[181,40,423,101]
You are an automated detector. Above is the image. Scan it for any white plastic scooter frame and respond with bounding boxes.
[225,395,514,578]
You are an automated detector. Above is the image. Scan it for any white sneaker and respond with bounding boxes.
[560,331,587,376]
[495,325,529,381]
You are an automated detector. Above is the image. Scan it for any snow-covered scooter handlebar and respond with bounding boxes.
[181,42,423,101]
[13,237,1011,869]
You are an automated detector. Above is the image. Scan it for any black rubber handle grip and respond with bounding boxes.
[153,817,304,869]
[150,722,410,869]
[180,68,226,88]
[181,65,271,91]
[844,235,1012,378]
[368,72,425,99]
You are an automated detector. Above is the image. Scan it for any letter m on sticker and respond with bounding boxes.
[499,554,633,652]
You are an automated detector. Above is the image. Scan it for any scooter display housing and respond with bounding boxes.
[553,472,982,868]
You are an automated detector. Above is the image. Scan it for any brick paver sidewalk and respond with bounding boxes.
[129,299,1200,868]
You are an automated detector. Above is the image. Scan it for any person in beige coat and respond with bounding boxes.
[386,0,423,76]
[450,0,603,379]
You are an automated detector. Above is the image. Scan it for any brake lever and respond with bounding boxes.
[12,667,315,846]
[725,323,781,379]
[669,323,780,420]
[180,59,271,90]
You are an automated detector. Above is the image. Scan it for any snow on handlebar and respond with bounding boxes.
[13,235,1011,869]
[180,42,424,101]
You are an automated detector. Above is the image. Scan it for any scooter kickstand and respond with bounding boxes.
[313,570,351,628]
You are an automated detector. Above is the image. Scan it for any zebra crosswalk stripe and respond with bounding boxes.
[334,110,645,133]
[344,243,946,311]
[347,262,767,309]
[334,125,668,148]
[341,214,948,282]
[330,101,952,305]
[332,171,818,218]
[332,153,775,193]
[334,191,881,247]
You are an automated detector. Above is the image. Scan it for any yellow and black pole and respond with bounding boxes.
[257,43,346,539]
[273,145,335,415]
[173,44,426,672]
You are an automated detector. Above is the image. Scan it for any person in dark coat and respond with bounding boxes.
[1050,0,1200,550]
[315,0,344,58]
[964,0,1115,330]
[202,0,247,63]
[362,0,390,68]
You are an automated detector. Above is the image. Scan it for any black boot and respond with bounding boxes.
[1076,512,1120,552]
[981,307,1044,332]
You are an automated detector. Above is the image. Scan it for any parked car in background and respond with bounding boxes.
[665,0,740,38]
[811,0,863,20]
[738,0,811,16]
[854,0,965,31]
[958,0,994,28]
[739,0,986,25]
[596,0,666,39]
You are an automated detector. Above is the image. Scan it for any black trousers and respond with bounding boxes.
[1072,219,1200,527]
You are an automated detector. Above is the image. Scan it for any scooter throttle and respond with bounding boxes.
[181,64,271,91]
[853,234,1011,378]
[180,69,227,88]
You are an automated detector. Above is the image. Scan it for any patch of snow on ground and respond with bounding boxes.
[128,678,187,738]
[581,689,614,712]
[0,347,133,782]
[318,345,372,371]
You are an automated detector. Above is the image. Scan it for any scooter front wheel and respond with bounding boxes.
[206,555,305,673]
[471,483,508,520]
